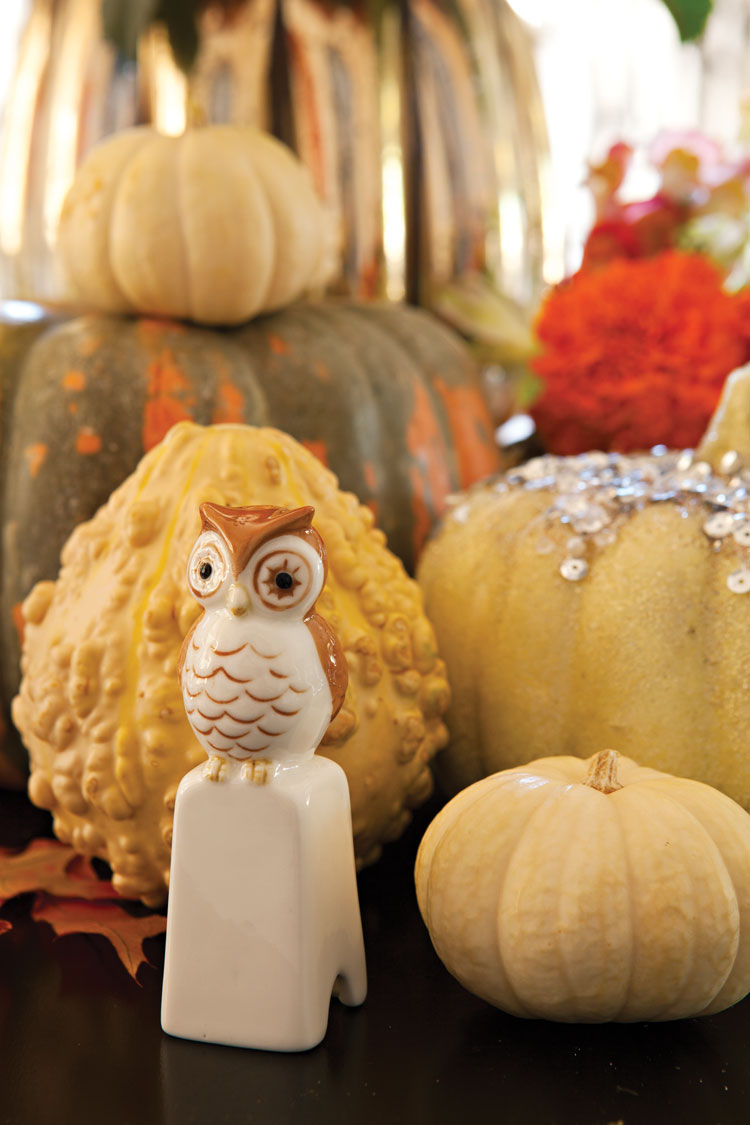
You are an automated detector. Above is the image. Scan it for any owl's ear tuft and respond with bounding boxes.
[199,504,318,577]
[199,503,315,539]
[288,506,315,530]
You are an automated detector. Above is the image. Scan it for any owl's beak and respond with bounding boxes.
[227,582,251,617]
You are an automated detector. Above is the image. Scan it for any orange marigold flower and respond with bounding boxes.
[531,251,750,454]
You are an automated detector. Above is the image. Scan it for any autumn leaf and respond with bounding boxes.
[32,896,166,981]
[0,837,165,978]
[65,855,123,900]
[0,839,120,902]
[0,839,77,902]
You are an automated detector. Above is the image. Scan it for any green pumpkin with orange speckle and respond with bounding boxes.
[0,300,498,781]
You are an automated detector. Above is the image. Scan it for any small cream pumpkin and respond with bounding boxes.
[415,751,750,1023]
[57,125,327,325]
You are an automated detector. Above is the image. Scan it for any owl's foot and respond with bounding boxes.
[202,755,228,783]
[241,758,272,786]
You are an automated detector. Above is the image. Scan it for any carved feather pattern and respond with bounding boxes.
[180,615,330,762]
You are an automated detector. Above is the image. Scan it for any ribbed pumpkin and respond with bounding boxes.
[12,422,451,905]
[417,367,750,806]
[58,126,328,324]
[415,751,750,1022]
[0,299,497,778]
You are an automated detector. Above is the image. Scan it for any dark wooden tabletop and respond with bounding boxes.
[1,786,748,1125]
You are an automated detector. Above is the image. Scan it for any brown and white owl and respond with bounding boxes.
[179,503,347,783]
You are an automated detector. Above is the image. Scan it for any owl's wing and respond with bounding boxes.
[178,613,203,681]
[305,613,348,720]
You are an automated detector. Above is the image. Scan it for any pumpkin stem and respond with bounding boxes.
[583,750,623,794]
[696,363,750,470]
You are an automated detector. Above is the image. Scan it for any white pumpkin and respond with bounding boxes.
[57,125,327,325]
[415,751,750,1023]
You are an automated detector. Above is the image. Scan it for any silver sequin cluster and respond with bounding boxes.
[486,447,750,594]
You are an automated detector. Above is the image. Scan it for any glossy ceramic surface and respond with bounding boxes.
[161,755,367,1051]
[162,503,366,1051]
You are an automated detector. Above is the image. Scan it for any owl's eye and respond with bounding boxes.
[188,536,227,598]
[253,547,313,611]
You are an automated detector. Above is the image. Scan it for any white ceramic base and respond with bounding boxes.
[161,755,367,1051]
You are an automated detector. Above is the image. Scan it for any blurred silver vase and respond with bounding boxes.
[0,0,548,309]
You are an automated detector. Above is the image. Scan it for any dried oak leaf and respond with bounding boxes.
[64,855,123,900]
[0,839,77,902]
[0,838,164,978]
[0,839,120,902]
[32,895,166,981]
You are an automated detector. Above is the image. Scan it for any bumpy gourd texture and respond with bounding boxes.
[415,754,750,1022]
[13,423,449,905]
[57,126,327,325]
[418,484,750,807]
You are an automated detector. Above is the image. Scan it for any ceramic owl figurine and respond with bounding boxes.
[179,502,347,783]
[162,504,367,1052]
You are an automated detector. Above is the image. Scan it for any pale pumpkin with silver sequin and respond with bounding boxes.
[415,751,750,1022]
[418,365,750,804]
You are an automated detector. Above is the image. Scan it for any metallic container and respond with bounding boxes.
[0,0,548,308]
